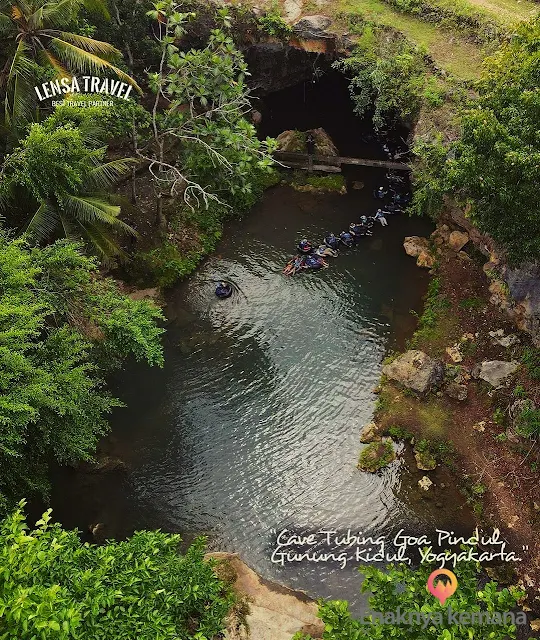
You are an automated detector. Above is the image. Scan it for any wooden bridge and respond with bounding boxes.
[274,151,411,173]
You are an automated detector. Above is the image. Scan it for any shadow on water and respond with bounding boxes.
[47,71,475,612]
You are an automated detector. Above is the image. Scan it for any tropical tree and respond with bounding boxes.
[0,120,136,258]
[0,503,235,639]
[139,2,276,226]
[0,235,164,511]
[0,0,140,134]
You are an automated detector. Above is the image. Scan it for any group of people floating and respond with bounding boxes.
[282,172,410,276]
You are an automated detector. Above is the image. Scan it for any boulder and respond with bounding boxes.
[474,360,520,387]
[448,230,469,252]
[404,236,430,258]
[431,224,450,246]
[417,250,436,269]
[283,0,302,21]
[357,439,396,473]
[382,350,445,394]
[488,329,520,348]
[418,476,433,491]
[293,15,333,36]
[276,128,338,156]
[359,422,381,444]
[445,382,468,401]
[504,261,540,346]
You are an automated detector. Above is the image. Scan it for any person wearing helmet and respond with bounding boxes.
[375,209,388,226]
[324,233,340,250]
[374,186,388,200]
[297,239,313,254]
[339,231,354,247]
[216,281,233,298]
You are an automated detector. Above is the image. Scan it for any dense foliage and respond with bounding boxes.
[0,121,136,257]
[0,235,163,511]
[0,503,234,638]
[295,559,524,640]
[334,24,428,130]
[140,1,276,224]
[413,17,540,263]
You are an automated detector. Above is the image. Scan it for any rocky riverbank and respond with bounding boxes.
[361,218,540,620]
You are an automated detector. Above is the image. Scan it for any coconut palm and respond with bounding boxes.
[0,0,141,132]
[0,122,137,260]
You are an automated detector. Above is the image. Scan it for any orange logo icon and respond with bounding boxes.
[426,569,458,605]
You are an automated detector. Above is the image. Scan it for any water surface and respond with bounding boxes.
[50,177,473,610]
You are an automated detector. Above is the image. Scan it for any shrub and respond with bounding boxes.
[0,503,234,639]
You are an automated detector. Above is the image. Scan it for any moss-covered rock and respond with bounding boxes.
[357,439,396,473]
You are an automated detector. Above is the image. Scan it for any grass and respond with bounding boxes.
[376,384,452,438]
[289,172,347,193]
[408,276,459,355]
[336,0,486,79]
[452,0,538,25]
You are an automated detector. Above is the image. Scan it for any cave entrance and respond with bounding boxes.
[256,68,410,165]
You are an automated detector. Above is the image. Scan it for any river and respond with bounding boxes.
[49,169,473,610]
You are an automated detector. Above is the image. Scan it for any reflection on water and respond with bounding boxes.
[49,180,473,610]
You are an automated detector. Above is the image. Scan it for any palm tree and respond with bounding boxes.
[0,0,141,133]
[0,122,138,260]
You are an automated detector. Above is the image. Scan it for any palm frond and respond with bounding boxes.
[85,158,137,190]
[5,44,35,129]
[56,31,118,56]
[49,38,142,92]
[80,0,109,19]
[25,201,61,243]
[76,220,127,262]
[38,48,71,79]
[62,194,137,235]
[40,0,79,28]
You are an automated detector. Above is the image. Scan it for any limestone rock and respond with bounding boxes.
[209,553,324,640]
[359,422,381,444]
[293,15,332,36]
[431,224,450,246]
[276,128,338,156]
[474,360,520,387]
[418,476,433,491]
[448,230,469,252]
[488,329,520,348]
[283,0,302,22]
[445,382,468,401]
[446,344,463,363]
[404,236,430,258]
[352,181,364,190]
[417,250,436,269]
[382,350,445,394]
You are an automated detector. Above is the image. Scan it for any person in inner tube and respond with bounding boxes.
[324,233,340,250]
[298,239,313,254]
[340,231,354,246]
[216,281,232,298]
[374,186,388,199]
